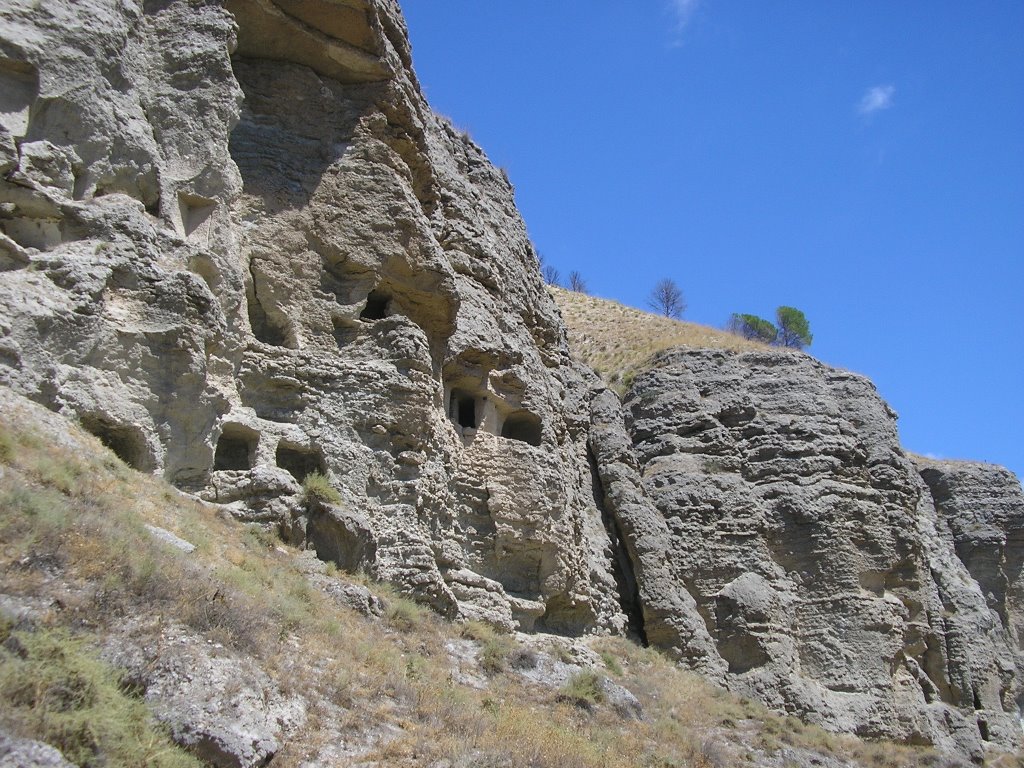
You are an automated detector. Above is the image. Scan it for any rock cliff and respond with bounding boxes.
[622,348,1024,758]
[0,0,1021,759]
[0,0,686,644]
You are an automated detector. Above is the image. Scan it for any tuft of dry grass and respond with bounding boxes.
[551,286,782,393]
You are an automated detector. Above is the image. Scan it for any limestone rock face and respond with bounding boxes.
[0,0,635,636]
[624,348,1024,757]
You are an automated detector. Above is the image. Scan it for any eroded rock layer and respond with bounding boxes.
[0,0,661,640]
[624,349,1024,757]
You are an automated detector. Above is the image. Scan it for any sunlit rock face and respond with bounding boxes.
[1,0,1021,759]
[624,348,1024,758]
[0,0,664,640]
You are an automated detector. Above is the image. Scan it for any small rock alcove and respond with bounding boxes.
[500,410,542,447]
[80,416,153,472]
[247,263,294,347]
[359,288,390,321]
[276,442,326,483]
[177,192,216,240]
[213,424,258,471]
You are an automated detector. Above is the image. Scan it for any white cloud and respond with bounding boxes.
[667,0,700,41]
[858,84,895,115]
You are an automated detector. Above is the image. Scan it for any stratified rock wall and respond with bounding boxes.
[0,0,634,635]
[624,348,1024,757]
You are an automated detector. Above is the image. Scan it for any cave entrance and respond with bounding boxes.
[276,443,326,483]
[360,289,390,321]
[450,389,477,429]
[80,416,153,472]
[214,424,258,471]
[500,410,542,446]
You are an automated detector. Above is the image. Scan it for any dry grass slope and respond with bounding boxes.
[552,286,781,391]
[0,397,998,767]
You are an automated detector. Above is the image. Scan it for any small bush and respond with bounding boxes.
[508,647,540,670]
[0,425,16,462]
[461,622,517,674]
[301,471,341,505]
[559,669,605,709]
[387,596,427,632]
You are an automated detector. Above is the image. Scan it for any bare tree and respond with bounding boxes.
[567,271,587,293]
[647,278,686,318]
[542,264,561,286]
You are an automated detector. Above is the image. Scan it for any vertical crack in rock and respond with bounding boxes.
[589,443,647,644]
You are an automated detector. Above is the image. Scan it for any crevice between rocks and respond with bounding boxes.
[589,446,647,645]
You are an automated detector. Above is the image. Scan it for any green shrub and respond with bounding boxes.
[387,595,427,632]
[301,471,341,505]
[461,621,516,674]
[559,669,605,709]
[0,425,15,463]
[599,650,623,676]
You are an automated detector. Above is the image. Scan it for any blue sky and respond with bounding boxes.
[401,2,1024,480]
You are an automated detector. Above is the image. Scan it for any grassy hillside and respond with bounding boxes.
[552,287,779,391]
[0,395,987,767]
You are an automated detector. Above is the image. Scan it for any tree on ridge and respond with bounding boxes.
[568,271,587,293]
[542,264,561,286]
[647,278,686,319]
[727,313,778,343]
[775,306,813,349]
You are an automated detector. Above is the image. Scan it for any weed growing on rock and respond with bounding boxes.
[301,470,341,505]
[460,621,517,673]
[386,595,428,631]
[599,649,623,676]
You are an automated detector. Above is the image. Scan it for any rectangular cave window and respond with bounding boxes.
[450,389,477,429]
[0,59,38,138]
[214,425,258,471]
[178,192,216,241]
[276,443,326,483]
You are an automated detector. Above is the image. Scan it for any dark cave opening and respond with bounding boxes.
[80,416,153,472]
[500,410,542,447]
[276,443,326,483]
[214,425,258,471]
[588,447,647,645]
[450,389,477,429]
[360,289,390,321]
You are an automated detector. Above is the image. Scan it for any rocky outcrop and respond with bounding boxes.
[104,621,306,768]
[0,0,639,640]
[0,730,76,768]
[623,348,1024,757]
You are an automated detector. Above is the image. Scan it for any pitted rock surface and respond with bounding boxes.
[0,0,636,639]
[624,348,1024,757]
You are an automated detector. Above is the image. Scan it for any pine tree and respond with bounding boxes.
[775,306,812,349]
